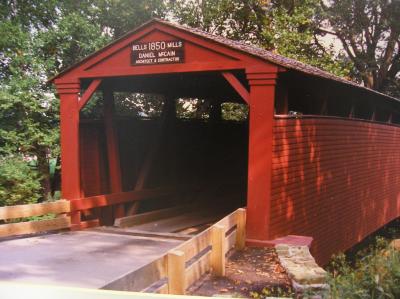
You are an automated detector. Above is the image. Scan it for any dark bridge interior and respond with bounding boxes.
[79,71,249,225]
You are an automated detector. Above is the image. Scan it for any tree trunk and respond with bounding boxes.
[36,147,51,201]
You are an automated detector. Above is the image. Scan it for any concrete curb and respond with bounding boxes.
[275,244,329,298]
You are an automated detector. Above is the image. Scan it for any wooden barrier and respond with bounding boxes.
[122,208,246,295]
[114,205,195,228]
[210,225,226,276]
[70,187,175,211]
[0,200,70,219]
[0,203,246,293]
[0,200,71,238]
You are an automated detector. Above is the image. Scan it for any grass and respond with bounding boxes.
[326,219,400,299]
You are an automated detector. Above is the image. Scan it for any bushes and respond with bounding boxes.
[328,238,400,299]
[0,156,42,207]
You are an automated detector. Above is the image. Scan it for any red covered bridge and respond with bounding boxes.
[52,19,400,264]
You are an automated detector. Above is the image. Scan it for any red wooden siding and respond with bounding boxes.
[271,117,400,264]
[80,124,109,197]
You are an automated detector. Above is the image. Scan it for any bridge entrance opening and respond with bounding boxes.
[79,71,249,230]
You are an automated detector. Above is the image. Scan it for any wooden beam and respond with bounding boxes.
[245,69,277,242]
[92,227,192,241]
[185,250,211,288]
[222,72,249,104]
[210,224,226,276]
[79,61,246,79]
[57,81,81,226]
[103,89,124,219]
[70,187,175,211]
[115,205,193,228]
[0,217,71,238]
[0,200,70,220]
[78,79,102,111]
[167,250,186,295]
[235,208,246,250]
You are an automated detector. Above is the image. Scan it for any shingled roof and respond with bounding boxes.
[53,18,398,102]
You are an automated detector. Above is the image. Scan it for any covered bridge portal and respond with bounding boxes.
[53,19,400,264]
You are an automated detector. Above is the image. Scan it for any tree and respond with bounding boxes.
[0,18,60,200]
[0,156,42,207]
[168,0,350,120]
[88,0,166,38]
[263,0,350,77]
[0,1,167,202]
[168,0,268,45]
[168,0,349,75]
[320,0,400,96]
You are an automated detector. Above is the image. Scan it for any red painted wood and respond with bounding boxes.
[51,20,273,82]
[103,90,124,219]
[78,79,102,110]
[245,68,278,243]
[222,72,249,104]
[56,81,81,226]
[80,62,246,79]
[270,117,400,264]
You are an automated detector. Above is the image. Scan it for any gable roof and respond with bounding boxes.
[52,18,398,102]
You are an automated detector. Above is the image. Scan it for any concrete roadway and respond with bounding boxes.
[0,230,182,290]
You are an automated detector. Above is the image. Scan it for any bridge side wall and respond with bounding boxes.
[271,117,400,264]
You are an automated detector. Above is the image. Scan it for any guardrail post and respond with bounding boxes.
[236,208,246,250]
[167,250,185,295]
[211,224,226,276]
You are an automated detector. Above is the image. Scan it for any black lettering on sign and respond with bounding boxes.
[131,40,184,65]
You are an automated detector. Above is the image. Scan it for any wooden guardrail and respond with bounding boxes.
[0,186,184,238]
[0,200,71,238]
[104,208,247,295]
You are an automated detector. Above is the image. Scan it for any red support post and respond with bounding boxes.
[55,79,82,227]
[103,89,124,219]
[245,67,278,245]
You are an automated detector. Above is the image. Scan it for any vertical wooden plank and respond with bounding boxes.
[245,68,277,243]
[211,224,226,276]
[103,89,124,219]
[167,250,185,295]
[56,79,82,227]
[235,208,246,250]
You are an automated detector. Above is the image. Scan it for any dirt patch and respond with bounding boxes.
[188,247,293,298]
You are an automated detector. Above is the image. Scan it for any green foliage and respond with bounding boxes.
[263,0,351,77]
[88,0,166,38]
[0,156,41,206]
[221,103,248,121]
[0,0,166,202]
[114,93,164,118]
[328,238,400,299]
[168,0,268,45]
[36,12,112,77]
[250,285,294,298]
